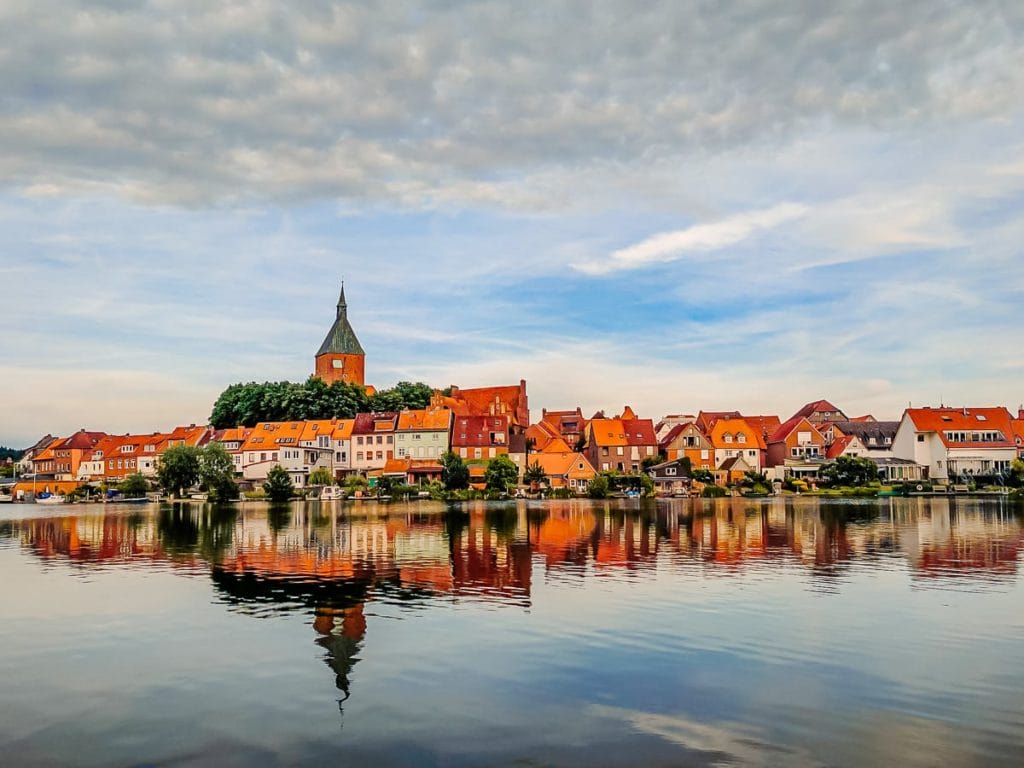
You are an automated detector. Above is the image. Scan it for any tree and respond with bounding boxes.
[441,451,470,490]
[157,444,201,498]
[200,443,239,501]
[642,452,667,470]
[484,455,519,492]
[640,472,655,497]
[523,460,548,489]
[692,468,714,483]
[820,456,879,486]
[308,467,335,486]
[587,475,610,499]
[1007,458,1024,488]
[264,465,295,502]
[119,473,150,498]
[209,378,443,429]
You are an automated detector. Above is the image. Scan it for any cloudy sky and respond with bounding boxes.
[2,1,1023,446]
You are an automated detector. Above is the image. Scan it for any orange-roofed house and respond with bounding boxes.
[539,407,587,448]
[892,407,1017,481]
[709,418,763,481]
[525,421,560,453]
[382,457,445,486]
[529,452,596,494]
[396,408,452,461]
[585,417,657,473]
[78,435,124,481]
[242,421,333,486]
[29,444,57,476]
[330,419,355,475]
[210,427,254,475]
[101,434,163,481]
[696,410,742,434]
[48,430,107,480]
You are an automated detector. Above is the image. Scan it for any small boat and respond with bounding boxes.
[36,494,67,505]
[189,492,209,501]
[319,485,345,501]
[0,493,14,504]
[116,496,150,504]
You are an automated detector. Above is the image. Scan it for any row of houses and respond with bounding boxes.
[15,384,1024,495]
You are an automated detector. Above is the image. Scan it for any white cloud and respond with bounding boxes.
[574,203,808,274]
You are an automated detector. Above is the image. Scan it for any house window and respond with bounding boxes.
[356,452,363,461]
[667,467,676,476]
[617,447,624,456]
[738,434,746,444]
[475,448,482,459]
[376,451,383,460]
[357,436,364,445]
[701,450,709,459]
[724,433,733,443]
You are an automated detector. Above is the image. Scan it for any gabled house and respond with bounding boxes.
[892,407,1016,482]
[660,421,714,470]
[585,415,657,473]
[790,399,847,425]
[766,417,826,479]
[529,451,596,494]
[716,454,757,486]
[709,418,762,473]
[352,412,399,472]
[646,458,692,496]
[48,430,107,480]
[823,421,899,457]
[539,407,587,449]
[695,410,742,434]
[451,414,509,461]
[19,434,57,474]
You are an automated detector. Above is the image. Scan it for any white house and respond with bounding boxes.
[892,407,1016,482]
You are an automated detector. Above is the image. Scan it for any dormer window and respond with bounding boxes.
[737,434,746,444]
[724,433,733,443]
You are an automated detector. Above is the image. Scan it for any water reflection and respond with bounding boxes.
[6,497,1024,734]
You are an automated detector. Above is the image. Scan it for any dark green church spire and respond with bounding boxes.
[317,280,364,356]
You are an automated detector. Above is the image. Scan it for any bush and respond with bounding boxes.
[549,487,575,499]
[701,484,728,498]
[263,465,295,502]
[587,475,610,499]
[119,473,150,498]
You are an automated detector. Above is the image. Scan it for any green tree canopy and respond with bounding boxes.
[264,465,295,502]
[820,456,879,486]
[157,444,201,497]
[441,451,470,490]
[523,460,548,487]
[209,379,443,429]
[485,455,519,492]
[118,473,150,498]
[200,443,239,502]
[308,467,335,486]
[587,475,610,499]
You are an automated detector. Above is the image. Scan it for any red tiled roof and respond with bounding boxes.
[622,418,657,446]
[792,399,844,420]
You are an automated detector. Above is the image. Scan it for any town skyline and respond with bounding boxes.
[3,2,1023,447]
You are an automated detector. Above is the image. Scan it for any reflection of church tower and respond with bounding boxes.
[314,605,366,705]
[314,282,366,386]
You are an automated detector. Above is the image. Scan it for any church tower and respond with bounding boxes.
[314,282,365,386]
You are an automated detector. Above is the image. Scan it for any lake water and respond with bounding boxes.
[1,497,1022,767]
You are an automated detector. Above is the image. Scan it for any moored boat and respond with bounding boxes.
[319,485,344,501]
[36,494,67,505]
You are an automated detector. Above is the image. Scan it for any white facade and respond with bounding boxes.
[892,413,1016,481]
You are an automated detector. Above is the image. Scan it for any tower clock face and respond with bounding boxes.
[332,359,344,369]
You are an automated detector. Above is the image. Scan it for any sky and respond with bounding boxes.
[2,1,1023,446]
